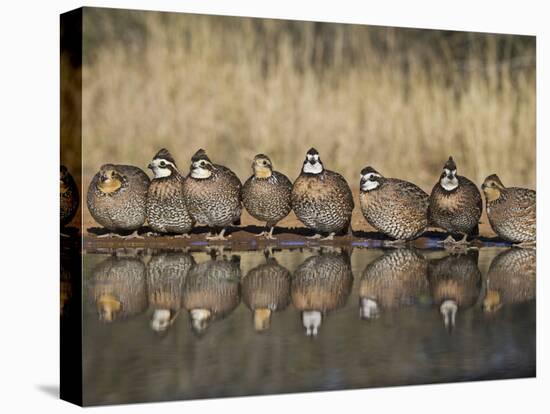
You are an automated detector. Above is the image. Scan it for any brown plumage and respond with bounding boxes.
[182,255,241,333]
[481,174,536,243]
[60,165,79,227]
[291,148,354,239]
[428,250,482,330]
[146,148,194,235]
[359,167,428,240]
[183,149,242,240]
[147,252,195,331]
[483,248,536,312]
[359,248,429,319]
[242,154,292,239]
[87,256,147,322]
[291,251,353,335]
[241,256,291,331]
[428,157,482,239]
[87,164,150,232]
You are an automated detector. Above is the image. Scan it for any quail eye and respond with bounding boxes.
[200,161,206,167]
[159,161,166,167]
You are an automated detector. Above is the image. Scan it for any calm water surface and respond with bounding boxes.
[71,246,535,406]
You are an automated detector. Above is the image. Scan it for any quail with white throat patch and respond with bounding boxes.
[428,250,482,333]
[291,148,354,240]
[428,156,482,245]
[182,255,241,335]
[359,166,428,243]
[359,248,428,319]
[242,154,292,240]
[291,251,353,336]
[183,149,242,241]
[146,148,194,236]
[481,174,536,245]
[87,164,150,238]
[147,251,195,332]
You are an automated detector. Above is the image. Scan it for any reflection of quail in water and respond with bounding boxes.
[241,253,291,331]
[146,148,194,236]
[242,154,292,240]
[183,149,242,241]
[483,248,536,313]
[60,165,79,229]
[147,252,195,332]
[88,256,147,322]
[60,256,74,317]
[481,174,536,244]
[291,148,354,240]
[427,250,481,332]
[428,157,482,245]
[87,164,150,238]
[291,251,353,336]
[182,255,241,334]
[359,166,428,242]
[359,248,428,319]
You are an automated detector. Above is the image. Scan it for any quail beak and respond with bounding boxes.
[481,183,487,190]
[147,163,154,170]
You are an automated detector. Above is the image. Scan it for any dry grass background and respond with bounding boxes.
[79,8,535,195]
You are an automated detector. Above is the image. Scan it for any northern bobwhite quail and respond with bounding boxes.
[242,154,292,240]
[359,248,428,319]
[88,256,147,322]
[147,251,195,332]
[146,148,194,236]
[481,174,536,244]
[87,164,150,238]
[241,253,291,331]
[428,157,482,244]
[359,166,428,242]
[291,148,354,240]
[291,250,353,336]
[183,149,242,241]
[182,255,241,334]
[60,165,79,229]
[427,250,482,332]
[483,248,536,312]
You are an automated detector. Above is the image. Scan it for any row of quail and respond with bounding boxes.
[84,149,535,244]
[86,147,353,241]
[359,156,535,244]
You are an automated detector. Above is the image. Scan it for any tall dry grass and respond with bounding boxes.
[81,9,535,192]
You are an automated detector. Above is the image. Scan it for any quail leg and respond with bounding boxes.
[122,230,144,240]
[384,239,407,247]
[441,233,469,246]
[174,233,192,239]
[320,232,336,241]
[206,228,230,241]
[307,233,323,240]
[96,232,124,239]
[256,225,277,240]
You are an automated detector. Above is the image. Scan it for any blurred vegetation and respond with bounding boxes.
[78,8,535,190]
